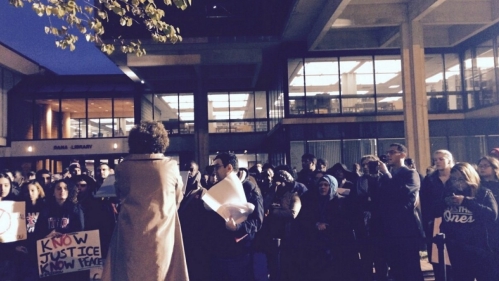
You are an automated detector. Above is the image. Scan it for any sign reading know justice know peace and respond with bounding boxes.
[36,230,102,278]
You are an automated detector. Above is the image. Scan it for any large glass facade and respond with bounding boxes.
[12,97,134,140]
[208,91,268,133]
[288,55,403,116]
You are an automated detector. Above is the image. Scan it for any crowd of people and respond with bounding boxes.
[1,121,499,281]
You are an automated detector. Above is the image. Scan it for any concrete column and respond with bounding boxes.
[194,67,210,170]
[400,20,431,172]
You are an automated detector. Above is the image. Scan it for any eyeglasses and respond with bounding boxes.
[478,164,491,169]
[386,150,400,155]
[213,164,223,170]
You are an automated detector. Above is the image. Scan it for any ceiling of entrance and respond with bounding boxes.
[105,0,499,91]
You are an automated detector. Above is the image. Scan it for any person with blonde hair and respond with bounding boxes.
[420,149,454,280]
[440,162,498,281]
[102,121,188,281]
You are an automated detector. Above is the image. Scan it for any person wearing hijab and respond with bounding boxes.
[298,175,358,281]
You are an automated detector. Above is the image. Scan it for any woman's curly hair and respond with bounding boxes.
[128,121,170,154]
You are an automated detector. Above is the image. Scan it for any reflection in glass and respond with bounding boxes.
[88,98,112,138]
[376,96,402,112]
[425,54,444,92]
[375,57,402,94]
[340,57,373,95]
[155,93,194,134]
[445,54,461,92]
[342,97,375,113]
[61,99,85,139]
[114,97,134,136]
[476,41,496,105]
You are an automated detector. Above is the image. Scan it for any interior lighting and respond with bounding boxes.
[113,143,118,150]
[389,85,400,88]
[255,107,263,110]
[426,73,444,83]
[379,97,402,103]
[27,146,33,152]
[140,80,145,84]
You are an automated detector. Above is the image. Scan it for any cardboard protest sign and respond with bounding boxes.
[0,201,27,243]
[37,230,103,278]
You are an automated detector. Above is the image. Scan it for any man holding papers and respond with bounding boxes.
[203,152,264,281]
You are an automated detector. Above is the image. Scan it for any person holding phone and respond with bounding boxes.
[439,162,498,281]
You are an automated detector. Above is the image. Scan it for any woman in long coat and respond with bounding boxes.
[102,121,188,281]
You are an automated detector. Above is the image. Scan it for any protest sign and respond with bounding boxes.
[0,201,27,243]
[37,230,103,278]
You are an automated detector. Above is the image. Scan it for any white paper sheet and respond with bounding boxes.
[202,173,254,223]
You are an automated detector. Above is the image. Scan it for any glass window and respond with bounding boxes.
[303,58,340,114]
[375,56,402,94]
[307,140,342,168]
[290,141,305,170]
[288,58,305,115]
[255,91,267,119]
[88,98,112,138]
[156,94,180,134]
[114,97,134,137]
[208,92,229,133]
[476,40,496,105]
[430,137,448,155]
[425,54,444,92]
[376,96,403,112]
[449,136,486,163]
[342,139,377,167]
[444,54,461,92]
[341,56,374,95]
[230,92,253,132]
[61,99,85,139]
[342,97,375,113]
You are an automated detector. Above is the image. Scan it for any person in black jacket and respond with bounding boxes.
[207,152,264,281]
[376,143,424,281]
[439,162,498,281]
[420,149,454,281]
[350,155,389,281]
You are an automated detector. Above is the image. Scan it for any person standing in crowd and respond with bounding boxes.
[476,156,499,266]
[327,163,355,196]
[102,121,188,281]
[40,179,85,281]
[0,173,20,281]
[377,143,424,281]
[205,152,264,281]
[439,162,498,281]
[298,174,358,281]
[16,180,46,281]
[74,174,115,258]
[297,153,317,191]
[261,170,302,281]
[35,169,52,195]
[185,160,202,196]
[420,149,454,281]
[316,159,328,172]
[405,158,424,184]
[2,169,20,196]
[350,155,389,281]
[95,162,111,188]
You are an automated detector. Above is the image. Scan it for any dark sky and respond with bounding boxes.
[0,1,121,75]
